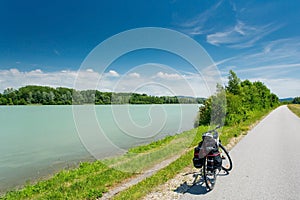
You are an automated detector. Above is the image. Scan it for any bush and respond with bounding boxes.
[197,70,279,126]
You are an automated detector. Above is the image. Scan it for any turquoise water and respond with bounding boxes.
[0,104,199,192]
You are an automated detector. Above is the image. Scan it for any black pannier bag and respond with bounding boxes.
[193,132,222,170]
[206,147,222,171]
[193,142,205,168]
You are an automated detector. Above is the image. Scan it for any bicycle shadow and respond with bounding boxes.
[173,170,230,195]
[173,172,208,195]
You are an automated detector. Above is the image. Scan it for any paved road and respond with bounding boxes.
[181,106,300,200]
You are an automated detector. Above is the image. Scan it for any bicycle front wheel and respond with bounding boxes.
[219,143,233,172]
[203,158,217,191]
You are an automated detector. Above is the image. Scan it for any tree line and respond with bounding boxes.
[197,70,280,126]
[292,97,300,104]
[0,85,205,105]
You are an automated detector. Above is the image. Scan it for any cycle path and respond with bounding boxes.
[181,105,300,200]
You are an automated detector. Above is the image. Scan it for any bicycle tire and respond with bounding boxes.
[219,143,233,171]
[203,158,217,191]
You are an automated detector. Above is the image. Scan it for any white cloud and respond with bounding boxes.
[9,68,21,75]
[236,63,300,74]
[213,37,300,99]
[175,0,282,50]
[218,37,300,74]
[0,68,219,97]
[0,69,77,91]
[207,21,280,48]
[176,1,223,36]
[128,72,140,78]
[107,70,119,77]
[28,69,43,75]
[155,72,182,80]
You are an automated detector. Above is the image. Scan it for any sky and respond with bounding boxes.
[0,0,299,98]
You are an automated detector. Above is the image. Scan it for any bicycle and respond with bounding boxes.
[192,125,232,191]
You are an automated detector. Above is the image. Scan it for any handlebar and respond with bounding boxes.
[202,125,222,142]
[206,125,222,133]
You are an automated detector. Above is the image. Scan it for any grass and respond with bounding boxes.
[1,161,132,200]
[128,135,175,153]
[113,150,193,200]
[1,108,274,200]
[103,127,210,173]
[287,104,300,118]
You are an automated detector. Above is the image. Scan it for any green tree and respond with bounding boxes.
[0,97,7,105]
[198,97,212,126]
[196,70,279,127]
[293,97,300,104]
[198,84,226,126]
[0,85,210,105]
[3,88,15,95]
[226,70,241,95]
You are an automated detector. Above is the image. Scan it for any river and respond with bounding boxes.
[0,104,199,192]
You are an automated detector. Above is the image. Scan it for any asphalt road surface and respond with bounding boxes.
[181,105,300,200]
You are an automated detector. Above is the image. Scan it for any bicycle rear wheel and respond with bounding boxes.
[219,143,232,172]
[203,158,217,191]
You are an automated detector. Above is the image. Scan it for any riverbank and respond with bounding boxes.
[1,107,275,199]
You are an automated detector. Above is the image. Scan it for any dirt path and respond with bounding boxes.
[99,152,185,200]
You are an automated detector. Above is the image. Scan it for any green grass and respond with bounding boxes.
[1,161,132,200]
[128,135,174,153]
[288,104,300,118]
[1,108,274,200]
[113,150,193,200]
[102,127,209,173]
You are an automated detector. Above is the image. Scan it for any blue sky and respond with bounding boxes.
[0,0,299,98]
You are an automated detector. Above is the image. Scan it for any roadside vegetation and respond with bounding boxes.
[198,70,279,126]
[1,71,280,199]
[292,97,300,104]
[287,104,300,118]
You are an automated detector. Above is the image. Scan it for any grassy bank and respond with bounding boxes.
[287,104,300,118]
[1,108,273,200]
[1,161,132,200]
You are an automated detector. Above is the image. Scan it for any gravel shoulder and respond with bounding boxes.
[100,151,185,200]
